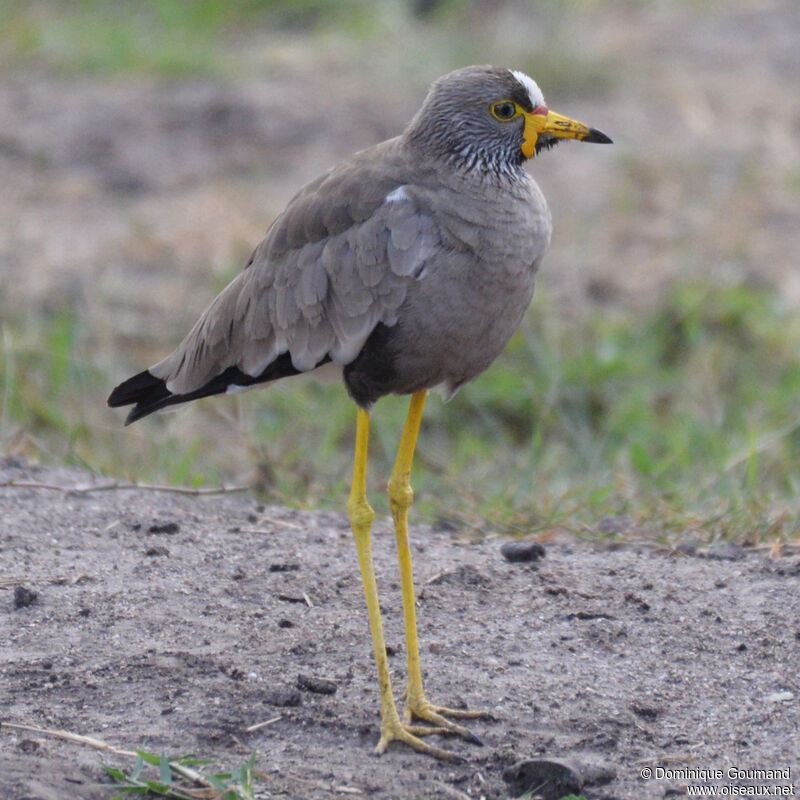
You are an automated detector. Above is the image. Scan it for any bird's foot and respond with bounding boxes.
[404,695,488,746]
[375,711,464,763]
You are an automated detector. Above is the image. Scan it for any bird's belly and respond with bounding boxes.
[391,260,538,397]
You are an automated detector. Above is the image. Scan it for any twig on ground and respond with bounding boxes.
[238,518,303,535]
[1,721,137,757]
[1,721,212,788]
[431,781,472,800]
[245,715,282,733]
[267,519,303,531]
[280,771,363,796]
[0,478,250,496]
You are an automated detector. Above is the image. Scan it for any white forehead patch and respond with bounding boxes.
[510,69,545,108]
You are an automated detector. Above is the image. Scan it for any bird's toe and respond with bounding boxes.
[375,716,465,763]
[404,699,488,746]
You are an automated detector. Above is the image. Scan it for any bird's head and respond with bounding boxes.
[405,65,612,173]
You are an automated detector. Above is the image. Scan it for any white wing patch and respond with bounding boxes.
[510,69,545,108]
[226,383,255,395]
[385,186,410,203]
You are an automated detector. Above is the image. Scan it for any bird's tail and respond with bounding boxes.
[107,369,173,424]
[107,353,320,425]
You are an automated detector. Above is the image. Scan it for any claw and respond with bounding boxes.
[405,698,488,746]
[375,714,465,763]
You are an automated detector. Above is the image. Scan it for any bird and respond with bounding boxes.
[108,65,612,761]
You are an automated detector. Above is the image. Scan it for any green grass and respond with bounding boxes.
[0,0,623,94]
[0,0,388,77]
[4,277,800,545]
[102,749,259,799]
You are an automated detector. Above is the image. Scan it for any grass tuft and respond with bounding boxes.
[102,749,259,800]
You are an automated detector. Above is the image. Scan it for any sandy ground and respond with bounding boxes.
[2,458,799,800]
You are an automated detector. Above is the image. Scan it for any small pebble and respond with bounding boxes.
[269,563,300,572]
[14,586,38,609]
[297,673,337,695]
[148,521,179,535]
[624,592,650,612]
[503,758,582,799]
[631,703,659,719]
[500,541,545,563]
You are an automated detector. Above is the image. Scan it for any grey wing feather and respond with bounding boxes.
[149,145,440,393]
[387,211,438,278]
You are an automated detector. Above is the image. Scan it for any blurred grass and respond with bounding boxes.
[4,279,800,544]
[0,0,384,77]
[0,0,621,96]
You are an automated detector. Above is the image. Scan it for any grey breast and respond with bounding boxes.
[371,168,552,400]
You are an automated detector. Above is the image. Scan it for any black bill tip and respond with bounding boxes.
[583,127,613,144]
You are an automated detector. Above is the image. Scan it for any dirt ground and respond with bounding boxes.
[2,457,799,800]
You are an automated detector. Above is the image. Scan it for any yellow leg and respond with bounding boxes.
[388,391,487,745]
[348,407,461,762]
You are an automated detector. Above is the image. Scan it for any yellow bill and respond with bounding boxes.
[522,107,612,159]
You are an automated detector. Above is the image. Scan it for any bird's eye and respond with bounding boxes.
[490,101,518,121]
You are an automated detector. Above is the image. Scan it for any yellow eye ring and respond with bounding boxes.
[490,100,520,121]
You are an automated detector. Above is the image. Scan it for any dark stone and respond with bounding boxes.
[501,541,546,563]
[148,521,179,534]
[631,703,660,719]
[503,758,582,800]
[14,586,38,609]
[624,592,651,612]
[566,611,616,621]
[297,673,337,695]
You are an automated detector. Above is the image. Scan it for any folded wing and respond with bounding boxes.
[108,142,440,423]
